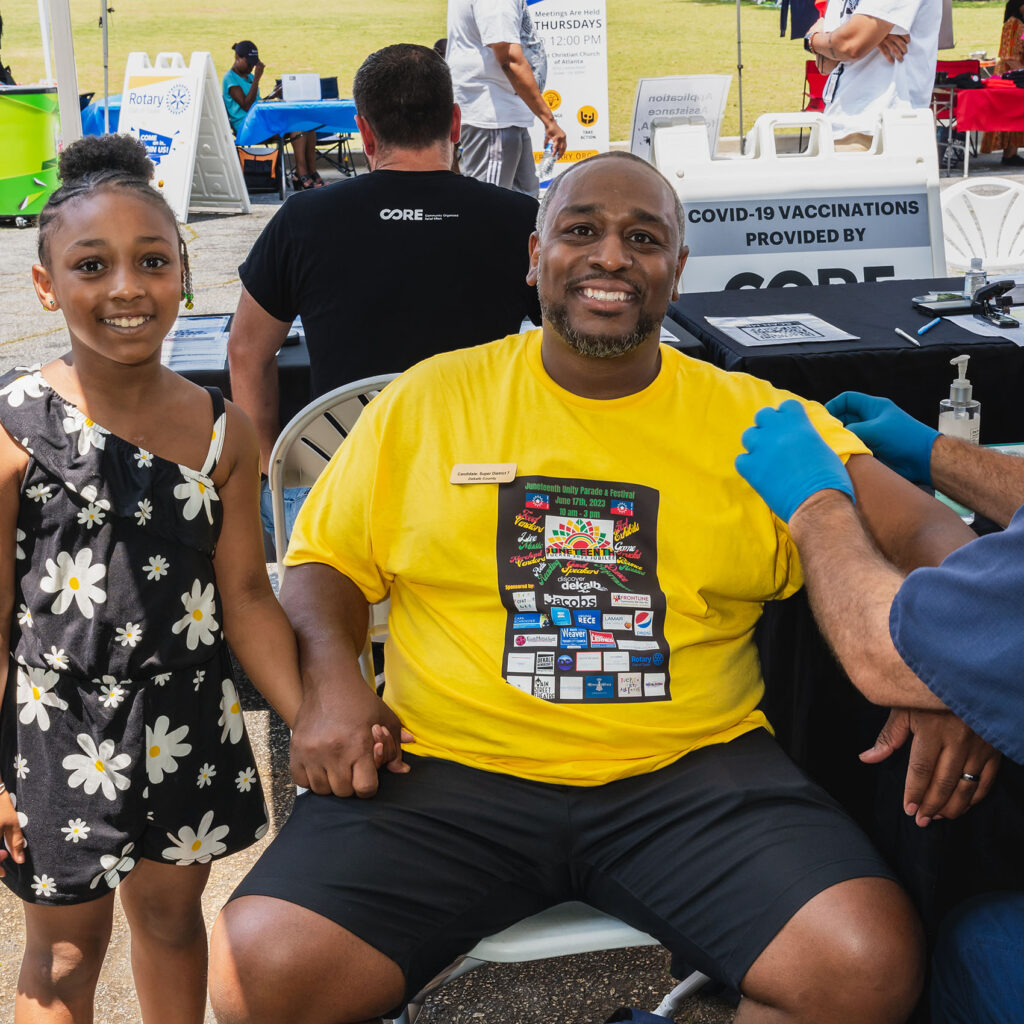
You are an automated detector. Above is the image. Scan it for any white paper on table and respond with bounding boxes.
[161,315,231,369]
[944,313,1024,347]
[705,313,858,347]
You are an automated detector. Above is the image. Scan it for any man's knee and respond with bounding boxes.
[743,877,924,1023]
[209,896,405,1024]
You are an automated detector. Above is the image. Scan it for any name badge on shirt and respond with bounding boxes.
[450,463,517,484]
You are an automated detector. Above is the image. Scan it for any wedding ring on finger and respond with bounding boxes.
[960,771,980,783]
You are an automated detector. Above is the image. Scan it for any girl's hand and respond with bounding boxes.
[0,790,26,877]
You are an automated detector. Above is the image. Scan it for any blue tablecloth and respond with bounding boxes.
[81,94,121,135]
[235,99,358,145]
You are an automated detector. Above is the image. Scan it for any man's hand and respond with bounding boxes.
[289,668,413,798]
[860,708,1001,826]
[875,32,909,63]
[0,791,25,878]
[826,392,938,484]
[544,117,567,157]
[736,400,854,522]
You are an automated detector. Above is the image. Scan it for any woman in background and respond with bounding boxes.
[981,0,1024,166]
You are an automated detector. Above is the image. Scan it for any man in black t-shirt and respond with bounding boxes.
[228,43,541,520]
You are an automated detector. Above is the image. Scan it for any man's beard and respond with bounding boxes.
[542,299,660,359]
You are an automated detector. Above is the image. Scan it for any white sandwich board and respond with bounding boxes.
[120,51,250,223]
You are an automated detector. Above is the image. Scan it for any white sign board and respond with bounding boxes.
[120,51,249,223]
[630,75,730,161]
[653,111,945,292]
[526,0,609,180]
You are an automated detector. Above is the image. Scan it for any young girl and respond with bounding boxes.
[0,134,303,1022]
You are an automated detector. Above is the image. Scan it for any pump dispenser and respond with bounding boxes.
[938,354,981,444]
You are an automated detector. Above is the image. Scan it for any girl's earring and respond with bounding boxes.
[48,299,57,309]
[181,289,194,311]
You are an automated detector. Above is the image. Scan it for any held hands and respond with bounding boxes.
[825,392,938,484]
[289,672,414,798]
[876,33,909,63]
[861,708,1001,826]
[736,400,854,522]
[0,790,26,878]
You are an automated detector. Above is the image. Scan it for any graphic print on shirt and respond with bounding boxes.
[496,475,668,703]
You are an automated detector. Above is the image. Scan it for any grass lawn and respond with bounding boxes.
[0,0,1009,139]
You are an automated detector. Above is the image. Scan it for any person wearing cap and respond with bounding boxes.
[223,40,323,190]
[735,392,1024,1024]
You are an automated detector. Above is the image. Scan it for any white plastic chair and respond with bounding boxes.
[267,373,399,573]
[388,903,709,1023]
[941,177,1024,273]
[269,378,711,1023]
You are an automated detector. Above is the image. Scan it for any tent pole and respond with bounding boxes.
[737,0,744,153]
[37,0,53,80]
[50,0,82,144]
[101,0,109,132]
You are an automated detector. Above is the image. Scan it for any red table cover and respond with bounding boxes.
[955,78,1024,132]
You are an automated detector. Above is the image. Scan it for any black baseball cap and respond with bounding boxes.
[232,40,259,61]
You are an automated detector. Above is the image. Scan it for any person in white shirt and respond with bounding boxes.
[805,0,941,147]
[446,0,566,194]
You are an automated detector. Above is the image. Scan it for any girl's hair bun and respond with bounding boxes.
[58,134,155,187]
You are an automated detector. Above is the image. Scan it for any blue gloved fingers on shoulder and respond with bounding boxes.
[736,399,855,523]
[825,391,938,485]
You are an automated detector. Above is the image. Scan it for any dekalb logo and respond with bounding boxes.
[379,208,424,220]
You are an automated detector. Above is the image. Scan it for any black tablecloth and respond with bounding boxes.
[669,277,1024,442]
[178,337,311,430]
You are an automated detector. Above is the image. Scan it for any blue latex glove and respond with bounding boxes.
[736,400,855,522]
[825,391,938,485]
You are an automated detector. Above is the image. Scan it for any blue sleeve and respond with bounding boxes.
[889,506,1024,763]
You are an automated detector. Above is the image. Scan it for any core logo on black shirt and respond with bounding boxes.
[378,208,462,222]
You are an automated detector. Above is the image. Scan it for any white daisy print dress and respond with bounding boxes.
[0,369,267,905]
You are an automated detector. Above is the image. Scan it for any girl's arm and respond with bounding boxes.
[0,426,27,874]
[212,402,303,728]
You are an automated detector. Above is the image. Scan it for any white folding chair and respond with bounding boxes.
[941,177,1024,273]
[270,377,710,1023]
[388,903,709,1023]
[267,373,399,573]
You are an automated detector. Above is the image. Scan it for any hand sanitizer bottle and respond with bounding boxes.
[938,354,981,523]
[963,257,986,299]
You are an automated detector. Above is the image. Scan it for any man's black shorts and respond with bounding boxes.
[232,729,897,1003]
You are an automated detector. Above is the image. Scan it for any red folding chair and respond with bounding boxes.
[933,59,981,175]
[802,59,828,113]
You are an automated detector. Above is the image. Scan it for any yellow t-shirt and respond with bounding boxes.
[287,331,869,785]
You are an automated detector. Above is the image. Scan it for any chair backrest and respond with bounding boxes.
[268,373,399,567]
[320,75,339,99]
[935,58,981,82]
[941,177,1024,272]
[803,59,828,113]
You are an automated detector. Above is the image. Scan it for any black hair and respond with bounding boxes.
[37,134,192,300]
[1007,0,1024,21]
[352,44,453,150]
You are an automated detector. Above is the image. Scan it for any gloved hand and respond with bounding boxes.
[736,400,855,522]
[825,391,938,485]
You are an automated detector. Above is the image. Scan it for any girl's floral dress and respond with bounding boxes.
[0,367,267,904]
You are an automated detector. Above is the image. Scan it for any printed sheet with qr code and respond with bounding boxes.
[705,313,858,348]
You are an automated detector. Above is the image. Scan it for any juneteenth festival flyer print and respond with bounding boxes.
[496,476,669,704]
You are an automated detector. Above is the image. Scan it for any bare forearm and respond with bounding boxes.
[931,435,1024,528]
[228,350,279,474]
[789,492,946,709]
[224,594,303,727]
[498,50,556,126]
[281,563,371,699]
[809,14,894,62]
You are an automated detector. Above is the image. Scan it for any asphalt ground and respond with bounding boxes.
[0,147,1019,1023]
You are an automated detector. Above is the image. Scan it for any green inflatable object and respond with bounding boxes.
[0,87,61,218]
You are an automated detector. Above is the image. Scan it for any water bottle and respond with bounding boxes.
[538,141,557,183]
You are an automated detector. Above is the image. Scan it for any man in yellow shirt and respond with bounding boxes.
[210,153,986,1024]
